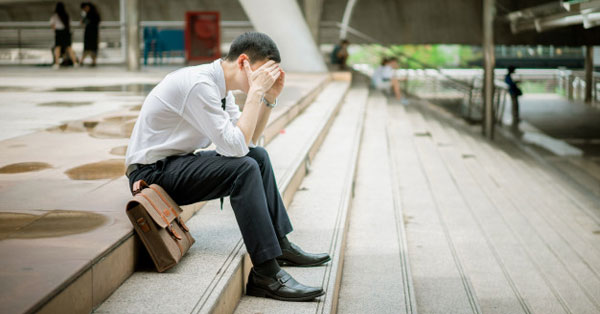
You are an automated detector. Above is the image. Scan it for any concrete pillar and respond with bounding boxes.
[119,0,126,64]
[304,0,323,44]
[125,0,140,71]
[483,0,495,139]
[239,0,327,72]
[340,0,358,40]
[585,45,593,104]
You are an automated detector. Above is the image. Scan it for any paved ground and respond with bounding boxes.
[519,93,600,157]
[0,66,175,141]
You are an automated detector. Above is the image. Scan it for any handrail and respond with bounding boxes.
[0,20,252,29]
[322,21,476,90]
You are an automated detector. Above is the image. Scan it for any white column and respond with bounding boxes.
[340,0,358,40]
[119,0,126,64]
[125,0,140,71]
[238,0,327,72]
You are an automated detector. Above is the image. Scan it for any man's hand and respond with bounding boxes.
[264,69,285,103]
[243,60,281,95]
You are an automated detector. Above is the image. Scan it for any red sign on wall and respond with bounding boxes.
[185,12,221,63]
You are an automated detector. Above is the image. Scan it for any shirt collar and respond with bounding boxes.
[211,59,227,99]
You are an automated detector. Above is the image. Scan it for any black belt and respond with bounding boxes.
[126,163,145,178]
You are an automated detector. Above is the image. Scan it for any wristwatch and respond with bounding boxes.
[261,96,278,108]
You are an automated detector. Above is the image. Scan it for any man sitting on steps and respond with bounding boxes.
[125,32,330,302]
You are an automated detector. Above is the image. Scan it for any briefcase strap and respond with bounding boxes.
[132,180,149,196]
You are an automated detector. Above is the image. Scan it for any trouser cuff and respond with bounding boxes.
[250,245,283,265]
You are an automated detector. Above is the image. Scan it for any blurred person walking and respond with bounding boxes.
[80,2,101,66]
[505,65,522,126]
[372,57,405,102]
[50,2,79,69]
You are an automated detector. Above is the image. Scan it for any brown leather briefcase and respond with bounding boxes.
[126,180,195,272]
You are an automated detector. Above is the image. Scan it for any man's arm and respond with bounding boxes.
[236,60,280,145]
[251,96,273,144]
[251,69,284,144]
[236,89,263,145]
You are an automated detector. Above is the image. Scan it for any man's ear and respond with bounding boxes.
[237,54,249,70]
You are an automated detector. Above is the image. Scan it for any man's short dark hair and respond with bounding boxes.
[225,32,281,63]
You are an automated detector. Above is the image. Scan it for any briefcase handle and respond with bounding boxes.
[132,180,149,196]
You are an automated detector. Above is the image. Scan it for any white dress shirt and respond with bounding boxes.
[50,14,66,30]
[371,65,395,90]
[125,59,252,167]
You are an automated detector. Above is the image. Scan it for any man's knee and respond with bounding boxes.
[248,146,271,166]
[237,156,261,175]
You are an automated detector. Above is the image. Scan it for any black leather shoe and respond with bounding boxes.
[246,268,325,301]
[276,242,331,267]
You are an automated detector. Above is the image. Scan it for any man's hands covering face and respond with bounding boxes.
[243,60,285,102]
[244,60,280,93]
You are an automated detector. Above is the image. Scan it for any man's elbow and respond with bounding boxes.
[217,142,249,158]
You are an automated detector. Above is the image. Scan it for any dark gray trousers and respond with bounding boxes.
[128,146,293,265]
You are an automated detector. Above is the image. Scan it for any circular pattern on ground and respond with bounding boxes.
[37,101,92,107]
[64,159,125,180]
[0,162,52,174]
[0,210,108,239]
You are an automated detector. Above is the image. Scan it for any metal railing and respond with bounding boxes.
[556,69,600,103]
[329,22,510,122]
[0,20,253,64]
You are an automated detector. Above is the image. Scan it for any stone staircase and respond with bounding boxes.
[95,75,361,313]
[13,71,600,314]
[95,78,600,314]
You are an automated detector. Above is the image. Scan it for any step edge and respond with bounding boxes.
[318,88,369,314]
[384,100,419,314]
[388,104,484,314]
[200,82,353,314]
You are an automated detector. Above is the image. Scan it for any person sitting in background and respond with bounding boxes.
[80,2,101,66]
[372,57,404,102]
[505,65,522,126]
[50,2,79,69]
[330,39,349,70]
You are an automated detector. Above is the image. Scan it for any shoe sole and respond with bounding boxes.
[276,256,331,267]
[246,285,325,302]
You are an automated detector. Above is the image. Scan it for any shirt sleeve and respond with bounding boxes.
[183,81,249,157]
[224,91,242,125]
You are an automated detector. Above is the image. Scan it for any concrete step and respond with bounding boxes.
[548,157,600,198]
[433,115,600,313]
[400,103,552,314]
[95,79,353,314]
[407,100,600,313]
[496,129,600,227]
[336,93,416,314]
[386,102,483,314]
[234,85,368,314]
